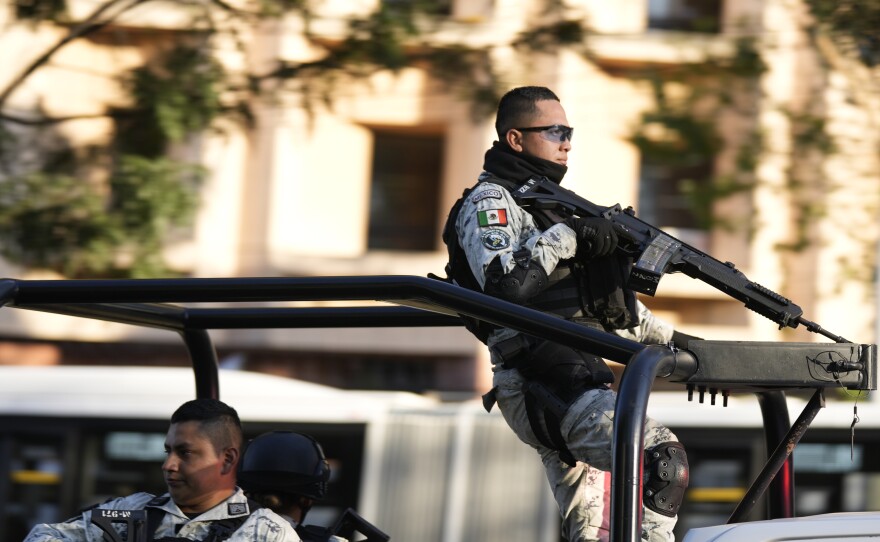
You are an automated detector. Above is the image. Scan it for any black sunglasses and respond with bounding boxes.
[515,124,574,143]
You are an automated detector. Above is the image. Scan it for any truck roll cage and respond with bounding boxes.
[0,275,875,541]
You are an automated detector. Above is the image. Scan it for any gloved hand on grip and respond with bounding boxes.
[564,216,618,259]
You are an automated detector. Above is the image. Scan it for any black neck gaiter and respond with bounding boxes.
[482,141,568,185]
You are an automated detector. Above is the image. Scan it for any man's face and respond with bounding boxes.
[163,421,235,515]
[509,99,571,166]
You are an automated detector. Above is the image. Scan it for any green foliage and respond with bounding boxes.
[630,110,721,167]
[679,175,755,231]
[110,156,203,231]
[806,0,880,66]
[627,36,768,232]
[629,106,720,230]
[774,111,836,254]
[513,19,587,54]
[257,0,310,17]
[0,123,14,173]
[0,173,112,277]
[108,156,205,277]
[340,4,422,72]
[14,0,66,21]
[0,156,203,278]
[724,38,768,79]
[123,46,226,155]
[0,43,213,278]
[786,111,836,155]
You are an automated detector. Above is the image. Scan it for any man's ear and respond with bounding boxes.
[221,447,239,475]
[505,128,524,152]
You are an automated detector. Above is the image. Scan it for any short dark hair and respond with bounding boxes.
[495,86,560,139]
[171,398,243,454]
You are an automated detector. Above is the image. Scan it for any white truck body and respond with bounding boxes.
[683,511,880,541]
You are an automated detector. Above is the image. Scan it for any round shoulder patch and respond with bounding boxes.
[481,229,510,250]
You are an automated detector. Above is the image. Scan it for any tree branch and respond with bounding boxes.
[0,0,151,108]
[0,109,145,126]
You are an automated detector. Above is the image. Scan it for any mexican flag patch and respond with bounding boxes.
[478,209,507,227]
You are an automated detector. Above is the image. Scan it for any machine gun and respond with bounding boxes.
[512,176,849,343]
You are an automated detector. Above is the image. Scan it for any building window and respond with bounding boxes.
[638,161,712,230]
[648,0,723,33]
[367,130,444,251]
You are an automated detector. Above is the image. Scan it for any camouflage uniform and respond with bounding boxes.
[457,178,680,542]
[23,488,301,542]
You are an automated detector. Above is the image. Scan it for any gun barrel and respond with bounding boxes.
[797,316,850,344]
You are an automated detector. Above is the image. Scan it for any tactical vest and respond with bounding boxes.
[444,175,634,467]
[439,173,638,338]
[145,496,263,542]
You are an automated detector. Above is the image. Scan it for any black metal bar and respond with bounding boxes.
[0,279,17,308]
[8,304,461,330]
[179,329,220,400]
[185,306,464,329]
[611,345,697,541]
[2,275,482,304]
[5,276,644,363]
[728,389,825,523]
[12,303,187,331]
[685,340,870,391]
[756,391,794,519]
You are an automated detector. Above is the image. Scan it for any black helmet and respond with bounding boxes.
[238,431,330,500]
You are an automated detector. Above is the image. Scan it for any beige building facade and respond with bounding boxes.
[0,0,877,395]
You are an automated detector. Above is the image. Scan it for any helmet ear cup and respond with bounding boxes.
[238,431,331,500]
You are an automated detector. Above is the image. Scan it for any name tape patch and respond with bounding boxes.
[472,189,502,203]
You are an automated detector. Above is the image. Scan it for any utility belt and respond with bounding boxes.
[483,328,614,467]
[491,324,615,387]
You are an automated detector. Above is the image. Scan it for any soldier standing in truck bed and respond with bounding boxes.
[442,86,697,541]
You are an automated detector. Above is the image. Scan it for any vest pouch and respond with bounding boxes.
[519,340,614,402]
[578,254,639,330]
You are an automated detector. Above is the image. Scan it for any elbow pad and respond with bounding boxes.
[484,250,549,304]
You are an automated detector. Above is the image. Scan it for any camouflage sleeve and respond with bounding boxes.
[23,494,154,542]
[612,299,674,344]
[233,509,303,541]
[22,522,85,542]
[23,508,102,542]
[456,182,577,289]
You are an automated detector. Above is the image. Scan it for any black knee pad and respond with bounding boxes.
[644,441,689,517]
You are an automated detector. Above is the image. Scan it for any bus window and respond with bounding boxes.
[673,428,762,536]
[79,430,169,506]
[4,434,66,542]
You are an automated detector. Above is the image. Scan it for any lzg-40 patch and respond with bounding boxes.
[481,229,510,250]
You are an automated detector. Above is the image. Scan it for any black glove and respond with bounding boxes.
[671,330,702,350]
[564,216,618,259]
